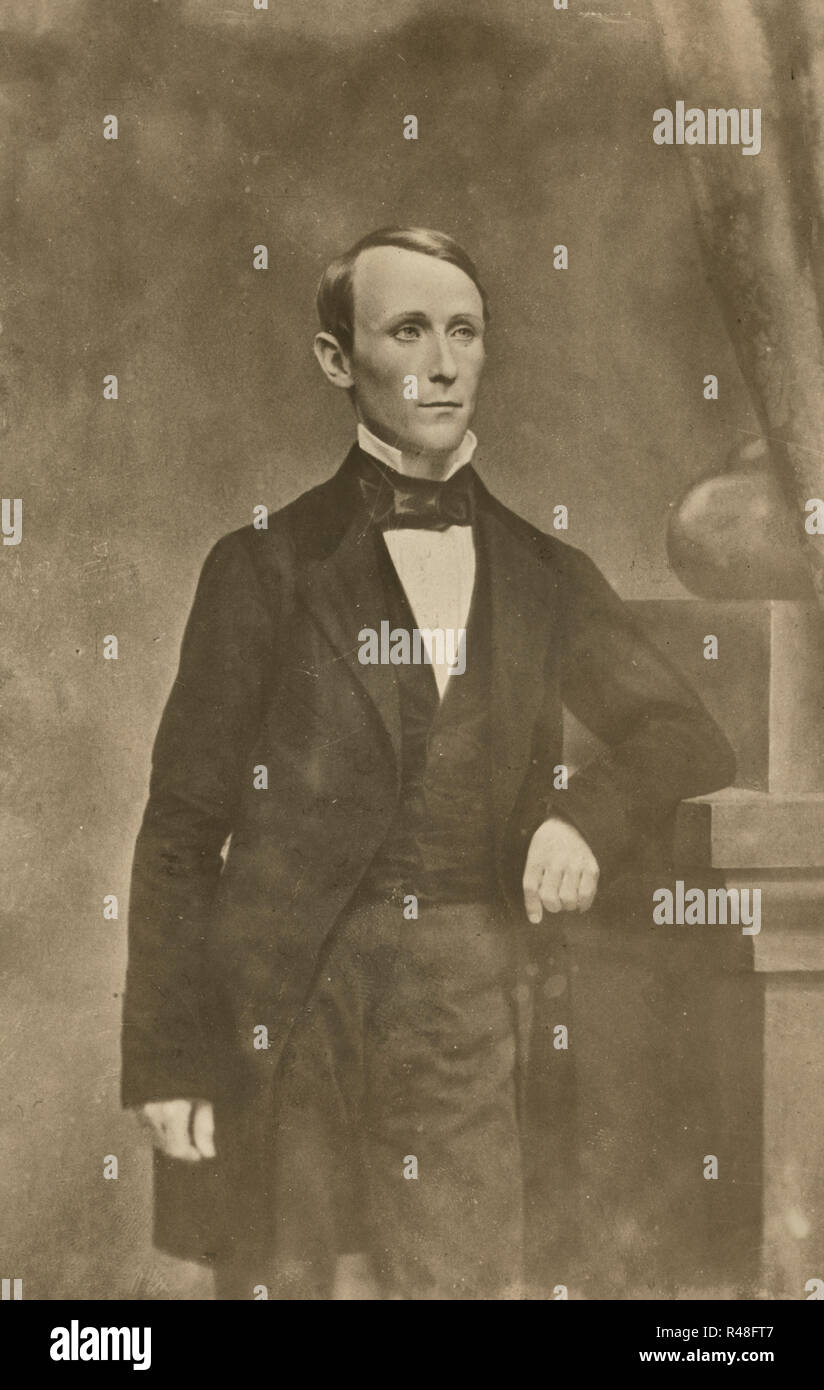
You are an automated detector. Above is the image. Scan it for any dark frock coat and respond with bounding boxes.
[120,446,736,1264]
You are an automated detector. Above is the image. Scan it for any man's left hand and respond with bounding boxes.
[522,817,600,923]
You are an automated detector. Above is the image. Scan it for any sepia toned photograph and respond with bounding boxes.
[3,0,824,1341]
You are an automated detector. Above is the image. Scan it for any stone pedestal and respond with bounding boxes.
[563,599,824,1298]
[657,599,824,1298]
[676,792,824,1299]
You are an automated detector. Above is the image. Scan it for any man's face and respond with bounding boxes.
[347,246,486,458]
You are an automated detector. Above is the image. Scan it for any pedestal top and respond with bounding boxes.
[676,789,824,869]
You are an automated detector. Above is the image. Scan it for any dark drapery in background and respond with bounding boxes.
[652,0,824,607]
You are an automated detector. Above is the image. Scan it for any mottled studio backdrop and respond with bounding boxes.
[1,0,763,1298]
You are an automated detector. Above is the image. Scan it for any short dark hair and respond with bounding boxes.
[316,225,489,355]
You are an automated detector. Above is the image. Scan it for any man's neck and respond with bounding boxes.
[356,421,477,481]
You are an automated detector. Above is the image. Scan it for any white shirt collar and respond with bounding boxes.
[357,421,478,479]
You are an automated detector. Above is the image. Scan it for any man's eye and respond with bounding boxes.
[394,324,421,340]
[452,325,476,340]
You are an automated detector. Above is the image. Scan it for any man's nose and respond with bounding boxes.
[426,333,458,383]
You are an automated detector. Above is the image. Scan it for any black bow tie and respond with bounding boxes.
[357,456,475,531]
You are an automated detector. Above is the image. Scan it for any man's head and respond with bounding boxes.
[314,227,488,464]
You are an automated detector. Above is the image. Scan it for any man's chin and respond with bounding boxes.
[404,423,469,458]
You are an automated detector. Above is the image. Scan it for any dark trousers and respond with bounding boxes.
[215,899,526,1300]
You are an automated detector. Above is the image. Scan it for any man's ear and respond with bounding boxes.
[313,331,355,390]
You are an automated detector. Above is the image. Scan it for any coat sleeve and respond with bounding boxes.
[121,532,277,1107]
[542,545,736,880]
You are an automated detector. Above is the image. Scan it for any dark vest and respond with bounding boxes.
[354,526,497,907]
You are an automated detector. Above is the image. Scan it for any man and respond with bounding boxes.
[122,226,736,1300]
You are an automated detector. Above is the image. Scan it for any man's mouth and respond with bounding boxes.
[418,402,462,409]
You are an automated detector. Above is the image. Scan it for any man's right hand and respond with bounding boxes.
[138,1099,216,1162]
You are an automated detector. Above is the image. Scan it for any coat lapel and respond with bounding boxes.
[299,501,403,776]
[474,486,559,832]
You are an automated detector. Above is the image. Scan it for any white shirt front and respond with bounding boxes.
[357,422,478,698]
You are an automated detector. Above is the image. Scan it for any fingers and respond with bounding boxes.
[556,867,582,914]
[538,866,597,915]
[523,821,600,921]
[163,1101,201,1161]
[138,1099,217,1161]
[524,863,599,917]
[578,866,599,913]
[522,856,544,924]
[539,863,564,914]
[139,1100,201,1162]
[537,865,586,914]
[137,1102,167,1148]
[192,1100,216,1160]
